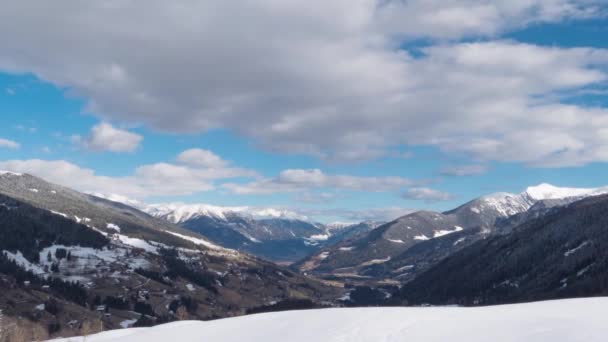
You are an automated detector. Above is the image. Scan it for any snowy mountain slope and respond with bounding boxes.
[398,193,608,306]
[525,183,608,201]
[54,298,608,342]
[297,183,608,281]
[141,201,380,262]
[446,183,608,225]
[143,202,309,224]
[0,172,215,250]
[0,173,341,339]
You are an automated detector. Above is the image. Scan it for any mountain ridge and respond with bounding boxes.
[137,201,380,263]
[0,172,340,339]
[398,193,608,306]
[296,183,608,282]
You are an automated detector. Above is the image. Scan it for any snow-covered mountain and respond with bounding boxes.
[400,192,608,306]
[324,222,357,231]
[143,203,310,224]
[0,172,340,339]
[456,183,608,220]
[138,202,380,263]
[54,298,608,342]
[298,183,608,280]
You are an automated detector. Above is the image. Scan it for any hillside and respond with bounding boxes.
[297,184,608,283]
[52,298,608,342]
[144,202,379,263]
[0,173,340,339]
[399,194,608,306]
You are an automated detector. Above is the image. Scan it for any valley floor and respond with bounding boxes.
[52,297,608,342]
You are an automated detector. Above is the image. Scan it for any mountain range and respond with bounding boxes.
[137,202,381,263]
[0,172,339,340]
[295,183,608,283]
[398,192,608,306]
[2,171,608,339]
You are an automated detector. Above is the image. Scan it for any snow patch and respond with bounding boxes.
[50,210,68,218]
[433,226,463,238]
[577,264,594,277]
[74,216,91,224]
[120,319,137,329]
[40,245,149,276]
[564,241,590,257]
[114,235,158,254]
[242,233,261,243]
[308,234,329,241]
[393,265,414,273]
[107,223,121,232]
[166,231,223,250]
[453,237,466,246]
[2,250,46,275]
[360,257,391,266]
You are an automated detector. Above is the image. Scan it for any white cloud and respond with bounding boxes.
[0,138,20,149]
[15,125,37,133]
[0,156,421,222]
[0,1,606,165]
[441,164,488,177]
[0,150,255,199]
[294,192,339,204]
[223,169,413,194]
[177,149,228,168]
[375,0,600,39]
[402,187,455,202]
[82,123,142,153]
[0,159,143,194]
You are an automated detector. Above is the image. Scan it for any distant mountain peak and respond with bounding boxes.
[143,202,309,224]
[325,222,356,230]
[463,183,608,219]
[523,183,608,201]
[0,170,24,176]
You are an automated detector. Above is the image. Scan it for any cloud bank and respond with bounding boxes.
[0,1,606,166]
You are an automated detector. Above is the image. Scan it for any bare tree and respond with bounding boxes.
[175,306,189,321]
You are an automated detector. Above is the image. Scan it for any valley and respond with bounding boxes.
[1,172,608,340]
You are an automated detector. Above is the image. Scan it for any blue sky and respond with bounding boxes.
[1,1,607,222]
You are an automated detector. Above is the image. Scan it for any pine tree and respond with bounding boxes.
[55,248,67,260]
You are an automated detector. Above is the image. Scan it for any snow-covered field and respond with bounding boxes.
[53,298,608,342]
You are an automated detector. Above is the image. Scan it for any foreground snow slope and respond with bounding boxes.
[54,298,608,342]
